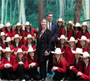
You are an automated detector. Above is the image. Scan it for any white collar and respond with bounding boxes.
[3,40,5,44]
[76,59,79,64]
[47,22,52,24]
[76,31,79,33]
[19,58,22,61]
[31,57,34,60]
[7,57,10,61]
[28,44,32,47]
[57,57,60,62]
[27,30,29,32]
[47,22,52,30]
[0,56,1,60]
[83,31,85,33]
[8,44,11,47]
[8,29,10,32]
[70,47,73,50]
[85,63,89,69]
[81,45,84,48]
[61,45,64,48]
[18,30,20,33]
[16,43,19,47]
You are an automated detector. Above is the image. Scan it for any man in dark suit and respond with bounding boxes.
[39,13,58,74]
[46,13,58,74]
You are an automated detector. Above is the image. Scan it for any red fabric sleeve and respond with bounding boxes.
[0,58,5,69]
[32,28,38,40]
[81,73,90,80]
[57,60,66,73]
[24,58,30,70]
[71,66,79,74]
[67,29,74,40]
[85,32,89,39]
[12,59,19,71]
[61,28,66,35]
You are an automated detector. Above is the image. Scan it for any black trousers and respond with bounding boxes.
[16,64,30,80]
[48,41,55,72]
[28,66,40,80]
[77,76,88,81]
[53,70,65,81]
[16,64,24,79]
[39,61,46,79]
[0,69,6,79]
[2,68,17,80]
[65,67,73,79]
[69,70,77,81]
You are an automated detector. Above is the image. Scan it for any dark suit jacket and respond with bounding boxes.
[39,22,58,42]
[36,29,52,62]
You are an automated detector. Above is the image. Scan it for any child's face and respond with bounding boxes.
[67,24,71,29]
[27,38,32,43]
[29,52,34,57]
[82,26,87,31]
[75,27,78,31]
[75,54,80,59]
[15,38,20,43]
[26,25,30,30]
[6,52,11,57]
[18,53,23,58]
[7,26,11,30]
[17,26,21,30]
[60,39,65,45]
[1,36,5,40]
[57,22,63,26]
[80,40,86,46]
[69,41,75,47]
[55,54,60,58]
[83,57,89,64]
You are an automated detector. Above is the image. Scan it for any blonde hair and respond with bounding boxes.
[53,54,63,64]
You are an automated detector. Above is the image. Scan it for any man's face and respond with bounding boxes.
[47,14,53,22]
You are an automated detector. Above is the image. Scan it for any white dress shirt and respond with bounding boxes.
[76,30,79,34]
[28,44,32,48]
[16,43,19,47]
[57,57,60,62]
[61,45,64,48]
[85,63,89,69]
[76,59,79,64]
[47,22,52,30]
[31,57,34,60]
[83,31,85,33]
[27,30,29,32]
[7,57,10,62]
[3,40,5,44]
[8,44,10,47]
[18,30,20,33]
[0,56,1,61]
[8,29,10,32]
[70,47,73,51]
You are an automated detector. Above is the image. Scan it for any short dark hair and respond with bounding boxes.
[47,13,53,16]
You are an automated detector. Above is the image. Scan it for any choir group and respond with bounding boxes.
[0,13,90,81]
